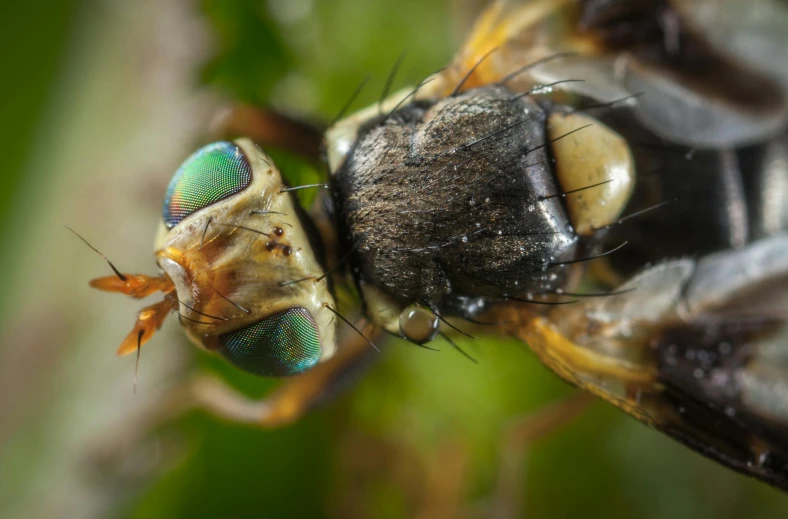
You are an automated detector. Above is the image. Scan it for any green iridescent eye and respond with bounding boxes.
[218,308,322,376]
[163,141,252,228]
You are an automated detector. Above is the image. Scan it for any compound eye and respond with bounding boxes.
[217,308,322,376]
[399,304,439,345]
[163,141,252,229]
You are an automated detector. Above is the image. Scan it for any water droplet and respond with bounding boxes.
[461,236,468,243]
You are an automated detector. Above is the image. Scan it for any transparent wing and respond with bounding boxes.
[427,0,788,148]
[505,233,788,490]
[671,0,788,89]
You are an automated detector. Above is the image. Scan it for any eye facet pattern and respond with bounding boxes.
[163,141,252,228]
[218,308,322,376]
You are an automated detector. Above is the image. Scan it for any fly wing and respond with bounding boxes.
[505,233,788,490]
[427,0,788,148]
[671,0,788,90]
[648,235,788,488]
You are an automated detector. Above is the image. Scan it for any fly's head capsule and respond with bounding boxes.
[90,139,337,377]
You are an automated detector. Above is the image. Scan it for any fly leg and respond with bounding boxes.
[493,392,595,519]
[181,327,380,427]
[500,306,660,421]
[90,327,381,473]
[209,105,323,163]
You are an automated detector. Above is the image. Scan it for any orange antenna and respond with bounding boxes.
[66,226,127,281]
[116,298,177,356]
[69,225,177,356]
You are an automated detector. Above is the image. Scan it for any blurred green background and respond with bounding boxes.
[0,1,786,518]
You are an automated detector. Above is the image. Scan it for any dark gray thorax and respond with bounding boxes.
[334,86,576,314]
